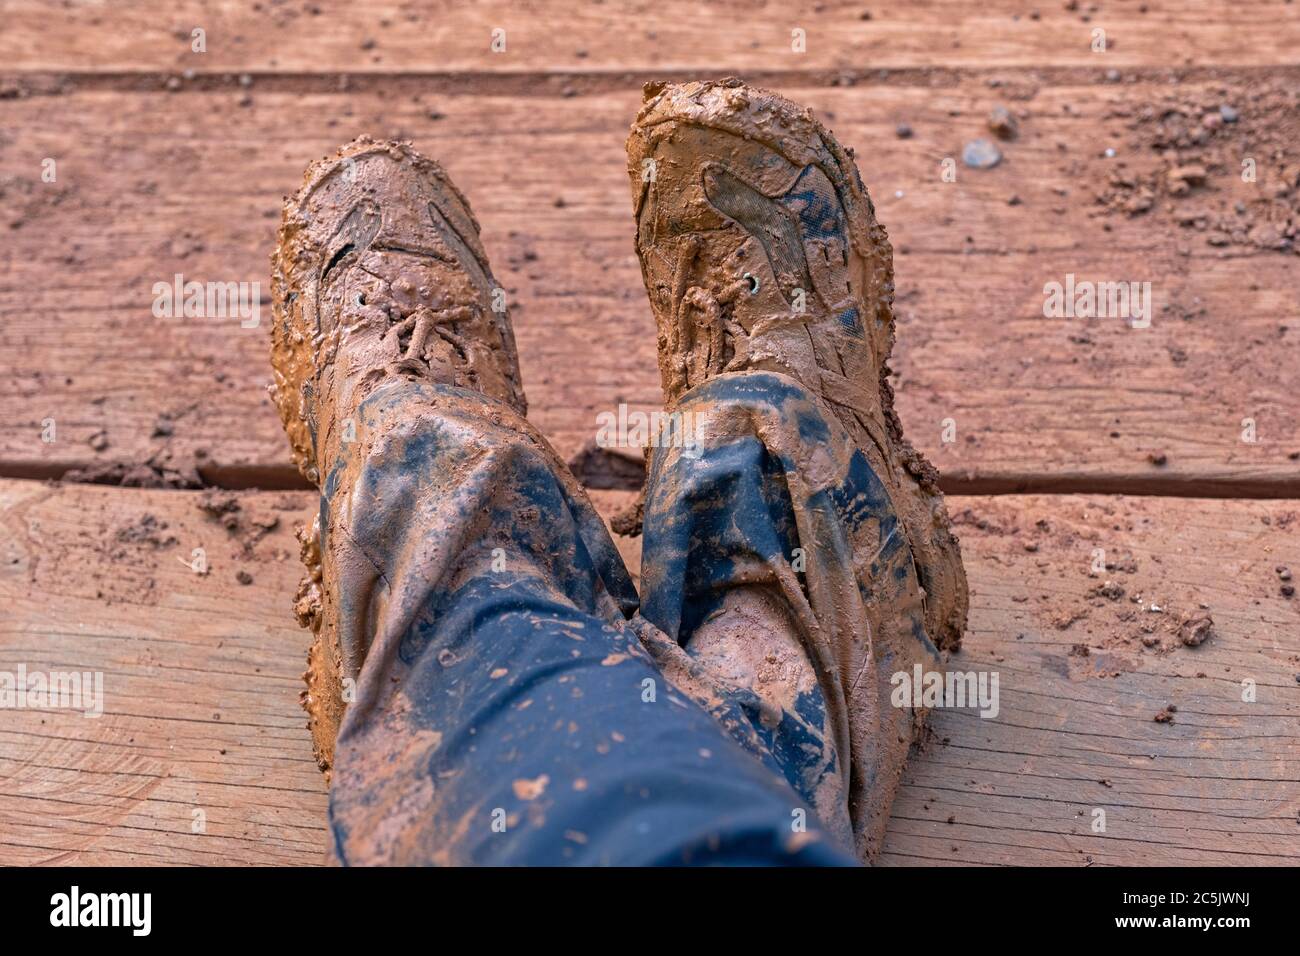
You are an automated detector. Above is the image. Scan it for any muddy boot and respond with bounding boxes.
[268,137,856,865]
[627,79,970,858]
[269,136,528,775]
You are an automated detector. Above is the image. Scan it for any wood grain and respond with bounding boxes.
[880,493,1300,865]
[2,81,1297,491]
[2,480,1296,865]
[0,480,329,865]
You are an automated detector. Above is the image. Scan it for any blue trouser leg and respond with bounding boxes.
[638,371,940,858]
[324,379,856,865]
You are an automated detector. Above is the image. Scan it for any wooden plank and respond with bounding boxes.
[2,80,1297,491]
[0,480,328,865]
[4,0,1299,74]
[880,494,1300,865]
[2,480,1297,865]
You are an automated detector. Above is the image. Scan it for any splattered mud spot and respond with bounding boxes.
[783,830,820,854]
[512,774,549,801]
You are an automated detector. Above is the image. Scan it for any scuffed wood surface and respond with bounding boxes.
[2,83,1297,491]
[2,481,1295,865]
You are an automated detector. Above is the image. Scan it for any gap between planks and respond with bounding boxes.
[2,460,1299,500]
[7,64,1300,96]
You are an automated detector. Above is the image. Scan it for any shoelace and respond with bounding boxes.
[380,304,469,361]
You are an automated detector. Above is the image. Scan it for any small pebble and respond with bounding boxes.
[962,138,1002,169]
[988,105,1019,140]
[1219,104,1239,123]
[236,570,254,586]
[895,122,913,138]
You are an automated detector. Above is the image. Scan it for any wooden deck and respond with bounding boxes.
[1,0,1297,865]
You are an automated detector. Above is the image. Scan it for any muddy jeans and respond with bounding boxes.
[323,371,935,865]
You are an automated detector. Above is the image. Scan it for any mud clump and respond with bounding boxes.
[987,105,1019,140]
[197,490,242,528]
[195,490,280,555]
[1091,581,1126,601]
[115,513,178,550]
[65,451,203,489]
[1178,614,1214,647]
[293,517,323,633]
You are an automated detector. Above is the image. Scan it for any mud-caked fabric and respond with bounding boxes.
[638,370,941,859]
[324,378,854,866]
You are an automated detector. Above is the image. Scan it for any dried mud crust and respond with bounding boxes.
[268,136,528,775]
[626,77,969,652]
[951,498,1299,679]
[269,136,526,484]
[293,514,338,775]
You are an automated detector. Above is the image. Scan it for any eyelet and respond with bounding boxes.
[354,292,367,306]
[742,273,760,295]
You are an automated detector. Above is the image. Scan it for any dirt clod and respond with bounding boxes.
[1178,614,1214,647]
[115,513,178,549]
[988,105,1019,140]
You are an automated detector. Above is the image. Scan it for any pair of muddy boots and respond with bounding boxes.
[270,79,968,863]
